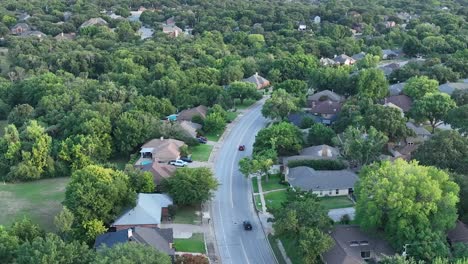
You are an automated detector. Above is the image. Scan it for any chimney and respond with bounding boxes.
[160,136,164,141]
[127,229,133,240]
[255,72,258,76]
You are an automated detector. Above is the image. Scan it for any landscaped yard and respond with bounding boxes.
[319,196,354,210]
[0,177,70,231]
[205,131,222,142]
[172,205,201,225]
[264,190,288,211]
[251,177,259,193]
[190,144,213,162]
[226,111,239,123]
[174,233,206,253]
[261,174,287,192]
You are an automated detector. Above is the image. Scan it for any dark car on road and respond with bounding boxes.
[243,221,252,231]
[238,145,245,151]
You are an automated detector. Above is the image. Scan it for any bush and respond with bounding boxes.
[287,159,346,170]
[308,123,336,146]
[299,116,315,129]
[191,115,204,125]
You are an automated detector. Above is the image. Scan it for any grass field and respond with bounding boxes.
[234,98,257,110]
[190,144,213,161]
[319,196,354,210]
[226,111,239,123]
[264,190,288,211]
[173,205,201,225]
[0,177,70,231]
[261,174,286,192]
[253,194,262,211]
[174,233,206,253]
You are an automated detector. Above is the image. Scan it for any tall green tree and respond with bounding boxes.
[446,105,468,134]
[7,104,35,128]
[338,126,388,166]
[363,104,411,141]
[403,76,439,100]
[356,160,458,260]
[227,81,260,105]
[356,68,388,100]
[93,242,171,264]
[411,93,456,132]
[239,148,277,182]
[307,123,336,146]
[253,122,303,156]
[0,226,19,263]
[163,167,219,205]
[262,89,300,121]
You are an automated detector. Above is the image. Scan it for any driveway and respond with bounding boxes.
[211,102,277,264]
[328,207,356,222]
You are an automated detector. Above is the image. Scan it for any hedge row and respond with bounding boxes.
[287,159,347,170]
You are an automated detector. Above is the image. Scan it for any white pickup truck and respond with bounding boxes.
[168,159,188,167]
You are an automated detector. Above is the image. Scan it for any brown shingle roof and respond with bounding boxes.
[140,162,177,185]
[384,95,412,112]
[311,100,342,114]
[177,105,208,121]
[141,138,185,161]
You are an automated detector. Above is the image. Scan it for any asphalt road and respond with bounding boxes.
[212,102,277,264]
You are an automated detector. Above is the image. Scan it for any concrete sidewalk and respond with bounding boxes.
[159,223,204,239]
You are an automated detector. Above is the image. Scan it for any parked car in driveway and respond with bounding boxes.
[180,156,193,163]
[168,159,188,167]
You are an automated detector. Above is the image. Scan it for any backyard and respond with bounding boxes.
[174,233,206,253]
[0,177,70,231]
[189,144,213,162]
[319,196,354,210]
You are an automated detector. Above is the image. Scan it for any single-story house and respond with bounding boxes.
[334,54,356,65]
[287,112,320,127]
[137,162,177,185]
[80,17,108,28]
[307,90,344,106]
[17,12,31,22]
[388,82,405,96]
[383,94,412,113]
[178,120,202,138]
[351,52,366,61]
[137,138,185,164]
[406,122,431,144]
[382,49,399,59]
[286,166,358,197]
[177,105,208,122]
[163,24,183,37]
[379,62,400,76]
[323,225,395,264]
[439,82,468,95]
[300,145,340,159]
[20,31,47,38]
[166,17,176,26]
[10,23,30,35]
[94,227,175,259]
[54,32,76,41]
[320,58,337,66]
[242,72,270,89]
[310,100,343,125]
[448,221,468,246]
[112,193,173,230]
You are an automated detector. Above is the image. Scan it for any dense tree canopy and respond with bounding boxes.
[253,122,303,156]
[262,89,300,121]
[411,93,456,132]
[356,160,459,260]
[338,126,388,166]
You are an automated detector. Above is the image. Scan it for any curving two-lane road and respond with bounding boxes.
[211,102,277,264]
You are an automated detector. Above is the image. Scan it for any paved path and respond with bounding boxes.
[159,223,204,239]
[328,207,356,222]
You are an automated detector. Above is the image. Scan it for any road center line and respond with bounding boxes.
[239,238,251,264]
[217,201,232,262]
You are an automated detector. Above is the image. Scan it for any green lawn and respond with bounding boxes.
[277,235,303,264]
[174,233,206,253]
[190,144,213,161]
[251,177,259,193]
[319,196,354,210]
[253,194,262,211]
[205,131,222,142]
[234,98,257,110]
[173,205,201,225]
[264,190,288,211]
[261,174,286,192]
[0,120,7,136]
[268,235,287,264]
[226,111,239,123]
[0,178,70,231]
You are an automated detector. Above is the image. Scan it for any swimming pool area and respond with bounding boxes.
[140,160,152,166]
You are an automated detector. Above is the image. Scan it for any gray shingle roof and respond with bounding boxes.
[112,193,173,226]
[242,73,270,89]
[406,122,431,136]
[439,82,468,95]
[287,166,358,191]
[308,90,344,103]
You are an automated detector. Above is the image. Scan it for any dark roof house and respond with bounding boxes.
[242,72,270,89]
[311,100,343,115]
[448,221,468,245]
[138,162,177,185]
[308,90,344,105]
[383,95,413,112]
[138,138,185,163]
[334,54,356,65]
[94,227,175,257]
[323,225,395,264]
[286,166,358,192]
[177,105,208,121]
[287,112,320,127]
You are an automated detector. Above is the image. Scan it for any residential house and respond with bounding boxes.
[320,58,337,66]
[20,31,47,38]
[287,112,320,127]
[54,32,76,41]
[323,225,395,263]
[284,145,341,165]
[310,100,343,125]
[80,17,108,28]
[166,17,176,26]
[286,166,358,197]
[448,221,468,246]
[351,52,366,61]
[137,138,185,164]
[112,193,173,230]
[314,16,321,24]
[163,24,183,37]
[383,94,412,113]
[396,12,413,22]
[17,12,31,21]
[137,162,176,185]
[177,105,208,122]
[94,227,175,260]
[333,54,356,65]
[406,122,431,144]
[242,72,270,89]
[307,90,344,106]
[178,120,202,138]
[10,23,30,35]
[382,49,399,60]
[388,82,405,96]
[63,11,72,21]
[439,82,468,95]
[385,21,396,28]
[379,62,400,76]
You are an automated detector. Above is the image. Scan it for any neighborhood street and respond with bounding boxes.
[211,102,277,264]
